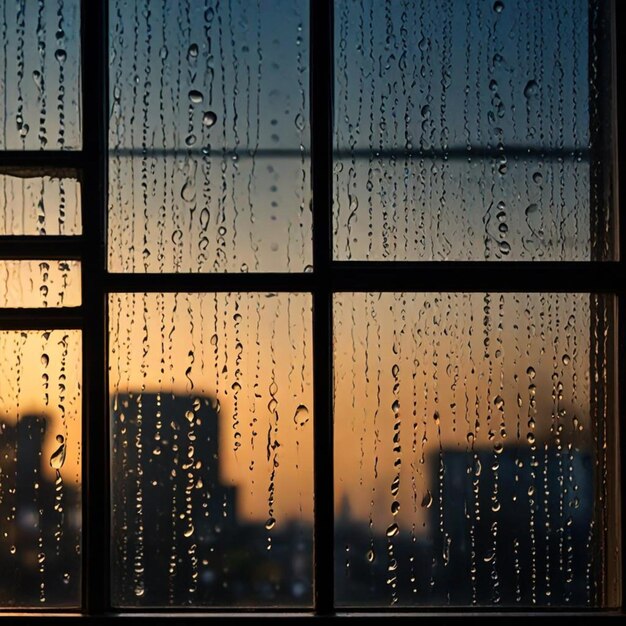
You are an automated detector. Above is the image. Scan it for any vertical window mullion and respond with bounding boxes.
[588,0,621,607]
[612,0,626,610]
[311,0,335,616]
[80,0,109,615]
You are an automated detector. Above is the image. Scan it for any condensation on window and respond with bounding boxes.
[332,0,609,261]
[0,0,82,150]
[108,0,311,273]
[0,260,81,308]
[0,172,81,236]
[333,292,615,607]
[109,292,313,606]
[0,330,82,607]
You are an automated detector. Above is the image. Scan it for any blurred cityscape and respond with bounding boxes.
[0,394,596,607]
[0,415,81,607]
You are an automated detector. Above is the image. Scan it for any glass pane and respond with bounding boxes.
[333,0,610,261]
[108,0,311,273]
[0,330,82,607]
[0,172,81,235]
[0,260,80,308]
[334,293,615,607]
[109,293,313,606]
[0,0,81,150]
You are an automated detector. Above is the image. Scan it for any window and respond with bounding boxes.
[0,0,622,618]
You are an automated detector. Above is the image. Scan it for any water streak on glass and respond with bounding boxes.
[332,0,605,261]
[0,0,81,150]
[0,172,81,235]
[108,0,311,273]
[334,293,612,607]
[0,260,81,308]
[0,330,82,607]
[109,292,313,606]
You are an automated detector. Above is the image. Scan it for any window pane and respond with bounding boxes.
[0,0,81,150]
[0,260,80,308]
[334,293,616,607]
[108,0,311,273]
[0,171,81,235]
[0,330,82,607]
[109,292,313,606]
[333,0,611,261]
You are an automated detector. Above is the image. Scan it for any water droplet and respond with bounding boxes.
[185,134,197,146]
[294,113,305,131]
[562,354,571,366]
[493,395,504,410]
[55,49,67,62]
[366,549,375,563]
[265,517,276,530]
[188,90,204,104]
[41,353,49,367]
[203,111,217,127]
[421,490,433,508]
[532,172,543,185]
[293,404,309,426]
[493,1,504,13]
[391,501,400,515]
[523,80,538,99]
[50,435,66,470]
[188,43,199,58]
[526,366,536,379]
[386,523,399,538]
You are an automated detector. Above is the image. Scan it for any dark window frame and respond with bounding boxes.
[0,0,623,619]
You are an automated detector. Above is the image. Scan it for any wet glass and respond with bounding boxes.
[0,330,82,607]
[333,0,610,261]
[0,171,81,236]
[108,0,311,273]
[109,292,313,606]
[333,292,615,607]
[0,0,82,150]
[0,260,81,308]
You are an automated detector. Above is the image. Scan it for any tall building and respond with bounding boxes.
[0,414,81,606]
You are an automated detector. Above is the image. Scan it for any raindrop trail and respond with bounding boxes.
[55,0,66,148]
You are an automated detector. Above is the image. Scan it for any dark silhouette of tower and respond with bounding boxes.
[0,414,81,606]
[111,392,237,604]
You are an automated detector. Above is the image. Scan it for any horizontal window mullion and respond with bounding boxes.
[0,150,84,170]
[104,272,317,293]
[329,261,624,293]
[0,235,84,260]
[97,263,626,294]
[0,306,83,329]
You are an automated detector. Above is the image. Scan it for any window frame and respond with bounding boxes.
[0,0,623,619]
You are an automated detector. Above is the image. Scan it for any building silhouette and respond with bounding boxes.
[1,402,596,607]
[0,414,81,607]
[110,391,312,606]
[335,445,596,607]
